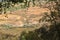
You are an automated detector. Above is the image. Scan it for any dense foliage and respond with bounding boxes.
[20,23,60,40]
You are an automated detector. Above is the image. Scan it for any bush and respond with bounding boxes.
[20,23,60,40]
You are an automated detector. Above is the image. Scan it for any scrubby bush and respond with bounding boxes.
[20,22,60,40]
[0,34,18,40]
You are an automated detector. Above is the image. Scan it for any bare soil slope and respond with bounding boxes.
[0,6,50,36]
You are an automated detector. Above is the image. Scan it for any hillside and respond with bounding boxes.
[0,0,60,40]
[0,6,50,27]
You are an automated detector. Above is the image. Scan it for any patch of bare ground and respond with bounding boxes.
[0,6,50,37]
[27,6,50,15]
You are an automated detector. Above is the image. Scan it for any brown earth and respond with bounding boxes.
[0,6,50,36]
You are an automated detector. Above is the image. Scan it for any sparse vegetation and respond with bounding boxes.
[20,0,60,40]
[0,0,60,40]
